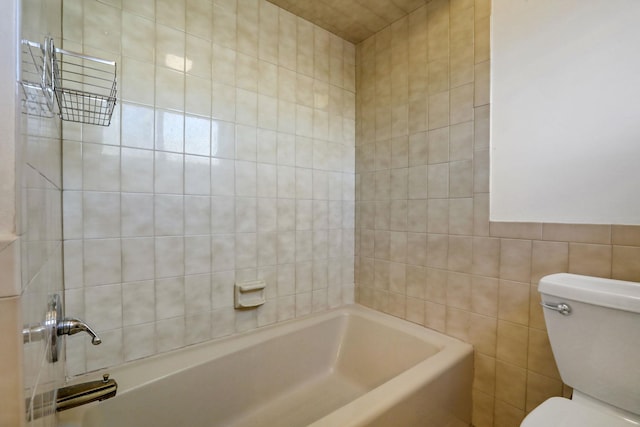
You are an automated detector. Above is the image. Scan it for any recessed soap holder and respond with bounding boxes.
[234,280,266,309]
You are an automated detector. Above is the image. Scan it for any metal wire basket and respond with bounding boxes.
[20,39,56,118]
[52,42,117,126]
[20,37,118,126]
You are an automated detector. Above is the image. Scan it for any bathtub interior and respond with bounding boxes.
[61,309,452,427]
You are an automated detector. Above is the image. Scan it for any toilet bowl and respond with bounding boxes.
[521,274,640,427]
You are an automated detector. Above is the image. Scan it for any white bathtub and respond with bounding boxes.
[58,305,473,427]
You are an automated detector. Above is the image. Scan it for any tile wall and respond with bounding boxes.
[8,0,65,426]
[61,0,356,376]
[353,1,640,426]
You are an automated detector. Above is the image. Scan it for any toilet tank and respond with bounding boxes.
[539,273,640,415]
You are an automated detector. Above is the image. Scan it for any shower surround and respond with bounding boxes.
[61,0,356,374]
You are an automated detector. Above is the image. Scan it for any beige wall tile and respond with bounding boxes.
[471,276,499,317]
[450,83,474,124]
[499,239,532,283]
[612,225,640,246]
[389,262,406,294]
[495,361,527,410]
[450,46,474,89]
[475,0,491,19]
[448,235,473,273]
[496,320,528,368]
[426,233,449,270]
[424,301,446,332]
[426,267,447,304]
[406,232,427,266]
[157,0,186,30]
[446,306,470,341]
[568,243,612,278]
[449,159,473,198]
[428,163,450,198]
[408,132,428,166]
[406,264,426,299]
[187,0,213,40]
[474,60,490,106]
[472,237,500,278]
[490,222,542,240]
[427,199,449,234]
[470,313,497,356]
[427,0,450,61]
[429,59,450,94]
[428,91,450,130]
[406,296,425,324]
[612,245,640,281]
[473,149,490,193]
[474,15,490,63]
[528,283,546,330]
[446,271,472,310]
[472,389,495,427]
[531,241,569,284]
[407,199,428,232]
[494,399,525,427]
[542,223,611,244]
[428,127,449,164]
[474,353,496,394]
[474,193,490,236]
[498,280,530,326]
[451,0,474,12]
[528,328,561,379]
[474,104,490,151]
[449,198,474,235]
[387,291,406,318]
[450,121,474,161]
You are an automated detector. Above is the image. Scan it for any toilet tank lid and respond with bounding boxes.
[539,273,640,314]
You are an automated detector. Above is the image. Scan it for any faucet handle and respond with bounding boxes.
[22,294,103,363]
[58,317,102,345]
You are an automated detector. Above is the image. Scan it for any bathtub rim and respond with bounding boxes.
[58,303,473,427]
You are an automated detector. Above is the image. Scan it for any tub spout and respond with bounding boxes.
[27,374,117,421]
[58,317,102,345]
[56,374,118,412]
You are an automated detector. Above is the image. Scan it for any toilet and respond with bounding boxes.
[521,273,640,427]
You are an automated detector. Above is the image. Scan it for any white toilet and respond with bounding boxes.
[521,273,640,426]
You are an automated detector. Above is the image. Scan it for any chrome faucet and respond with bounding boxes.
[56,374,118,412]
[22,294,102,362]
[57,317,102,344]
[28,374,118,421]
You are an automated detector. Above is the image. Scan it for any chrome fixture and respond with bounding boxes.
[56,374,118,412]
[22,294,102,362]
[58,318,102,345]
[540,301,572,316]
[27,374,117,421]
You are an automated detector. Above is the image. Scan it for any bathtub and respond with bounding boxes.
[57,305,473,427]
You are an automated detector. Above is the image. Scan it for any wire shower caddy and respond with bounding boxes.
[20,39,55,118]
[20,37,117,126]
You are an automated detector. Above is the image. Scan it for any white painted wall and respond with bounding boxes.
[491,0,640,224]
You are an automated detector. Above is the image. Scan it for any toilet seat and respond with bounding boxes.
[521,397,639,427]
